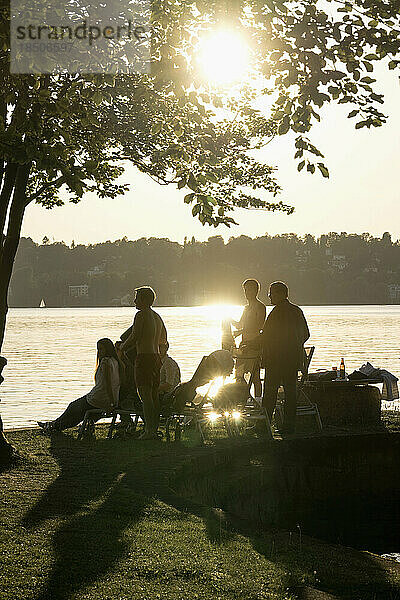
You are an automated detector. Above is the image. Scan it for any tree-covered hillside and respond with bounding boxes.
[9,232,400,307]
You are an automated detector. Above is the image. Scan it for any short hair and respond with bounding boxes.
[242,279,260,293]
[135,286,156,306]
[270,281,288,298]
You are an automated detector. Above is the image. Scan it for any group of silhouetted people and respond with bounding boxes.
[231,279,310,434]
[39,287,180,440]
[39,279,310,438]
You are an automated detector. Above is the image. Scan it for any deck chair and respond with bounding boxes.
[214,352,273,440]
[275,346,323,431]
[163,351,234,443]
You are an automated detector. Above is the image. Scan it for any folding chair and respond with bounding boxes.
[275,346,323,431]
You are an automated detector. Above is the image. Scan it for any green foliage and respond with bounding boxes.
[0,1,399,228]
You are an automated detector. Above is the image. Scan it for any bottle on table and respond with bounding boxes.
[339,357,346,379]
[332,365,338,378]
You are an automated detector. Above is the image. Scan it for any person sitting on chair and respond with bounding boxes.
[38,338,121,433]
[260,281,310,435]
[159,341,181,403]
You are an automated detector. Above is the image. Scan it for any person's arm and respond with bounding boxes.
[231,307,246,337]
[259,307,274,341]
[121,312,142,352]
[103,359,116,408]
[299,309,310,344]
[120,325,132,343]
[256,303,267,334]
[261,303,267,326]
[159,318,168,346]
[231,306,246,330]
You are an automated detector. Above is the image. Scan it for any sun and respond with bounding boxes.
[197,30,251,86]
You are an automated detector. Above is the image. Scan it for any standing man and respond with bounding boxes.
[232,279,266,402]
[261,281,310,434]
[121,286,167,440]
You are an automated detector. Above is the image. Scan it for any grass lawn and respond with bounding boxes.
[1,426,400,600]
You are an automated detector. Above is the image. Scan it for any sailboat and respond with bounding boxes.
[39,298,46,308]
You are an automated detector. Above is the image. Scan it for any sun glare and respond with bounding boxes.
[198,30,250,85]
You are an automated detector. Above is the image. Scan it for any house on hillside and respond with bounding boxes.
[87,265,105,277]
[328,255,348,271]
[388,284,400,304]
[68,284,89,298]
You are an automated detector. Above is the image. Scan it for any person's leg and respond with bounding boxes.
[262,370,281,423]
[152,383,160,432]
[282,370,298,433]
[137,385,157,437]
[53,396,93,431]
[252,368,262,399]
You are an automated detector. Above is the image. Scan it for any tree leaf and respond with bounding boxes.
[151,122,162,135]
[297,160,305,172]
[187,173,198,191]
[317,163,329,178]
[278,116,290,135]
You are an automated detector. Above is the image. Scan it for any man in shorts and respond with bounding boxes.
[232,279,266,403]
[121,286,167,440]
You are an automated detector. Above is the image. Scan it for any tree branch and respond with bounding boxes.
[27,175,66,205]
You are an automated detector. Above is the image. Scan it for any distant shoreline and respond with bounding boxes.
[7,303,400,309]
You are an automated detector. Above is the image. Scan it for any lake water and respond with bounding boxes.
[1,305,400,429]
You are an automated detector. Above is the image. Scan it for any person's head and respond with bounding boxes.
[0,355,6,384]
[159,340,169,358]
[114,340,124,357]
[268,281,289,305]
[242,279,260,301]
[96,338,124,381]
[134,286,156,309]
[97,338,118,361]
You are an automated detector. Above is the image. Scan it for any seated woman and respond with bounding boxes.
[38,338,121,433]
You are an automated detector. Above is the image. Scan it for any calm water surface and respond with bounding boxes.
[1,305,400,429]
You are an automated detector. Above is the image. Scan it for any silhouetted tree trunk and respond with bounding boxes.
[0,356,14,465]
[0,163,31,465]
[0,162,31,352]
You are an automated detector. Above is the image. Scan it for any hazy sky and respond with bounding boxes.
[22,65,400,245]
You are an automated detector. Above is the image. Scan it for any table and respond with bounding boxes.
[303,378,383,427]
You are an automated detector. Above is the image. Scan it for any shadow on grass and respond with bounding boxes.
[22,433,152,600]
[21,432,400,600]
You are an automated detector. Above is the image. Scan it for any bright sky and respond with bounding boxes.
[22,65,400,245]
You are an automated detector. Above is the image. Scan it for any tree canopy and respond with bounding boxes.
[1,0,399,227]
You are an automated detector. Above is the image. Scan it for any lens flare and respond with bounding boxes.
[208,411,220,423]
[232,410,241,420]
